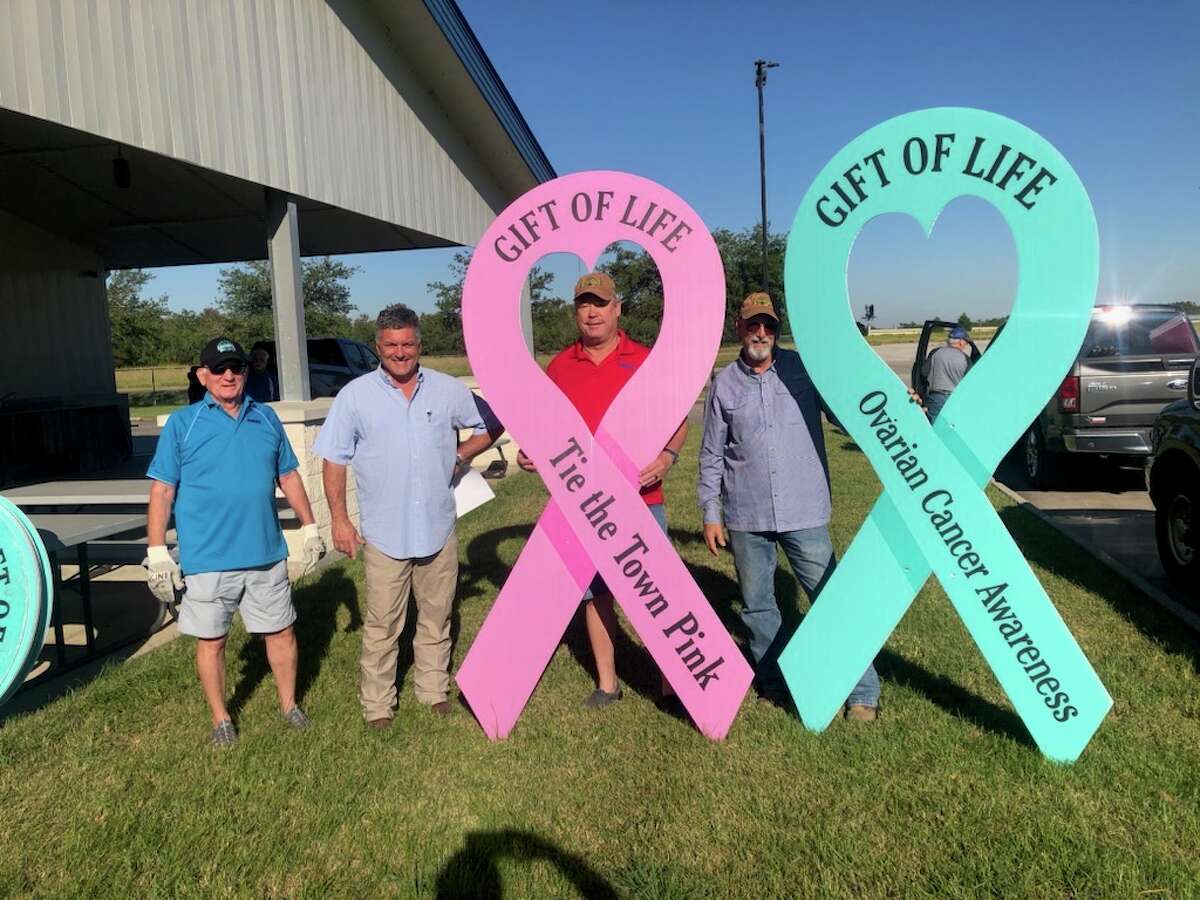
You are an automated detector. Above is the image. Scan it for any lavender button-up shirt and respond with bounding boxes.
[697,348,832,533]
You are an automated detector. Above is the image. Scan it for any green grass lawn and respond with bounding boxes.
[3,429,1197,897]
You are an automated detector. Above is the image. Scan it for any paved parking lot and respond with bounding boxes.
[875,339,1197,629]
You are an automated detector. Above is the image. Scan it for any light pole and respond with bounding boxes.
[755,58,779,296]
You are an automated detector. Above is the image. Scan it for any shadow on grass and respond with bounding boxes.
[458,522,758,714]
[840,441,864,454]
[998,504,1200,675]
[435,829,618,899]
[227,566,361,720]
[875,648,1034,748]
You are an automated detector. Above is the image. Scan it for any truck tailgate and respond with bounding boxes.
[1078,356,1194,425]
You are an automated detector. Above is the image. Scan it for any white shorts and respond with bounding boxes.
[178,559,296,639]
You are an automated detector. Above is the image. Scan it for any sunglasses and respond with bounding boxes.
[744,318,778,335]
[209,362,246,376]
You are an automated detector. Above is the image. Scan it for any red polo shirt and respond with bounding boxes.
[546,331,664,506]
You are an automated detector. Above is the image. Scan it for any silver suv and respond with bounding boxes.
[1023,305,1199,487]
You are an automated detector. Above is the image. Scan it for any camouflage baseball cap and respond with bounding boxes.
[738,292,779,322]
[573,271,618,304]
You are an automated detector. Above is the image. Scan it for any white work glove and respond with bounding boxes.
[145,545,184,605]
[301,523,327,575]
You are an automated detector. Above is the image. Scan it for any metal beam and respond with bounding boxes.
[266,189,310,401]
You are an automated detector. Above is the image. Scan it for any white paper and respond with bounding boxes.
[453,468,495,518]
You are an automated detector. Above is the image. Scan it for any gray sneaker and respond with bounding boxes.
[583,684,623,709]
[211,719,238,747]
[282,706,311,730]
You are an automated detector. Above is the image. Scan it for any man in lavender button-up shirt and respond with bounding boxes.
[698,293,880,720]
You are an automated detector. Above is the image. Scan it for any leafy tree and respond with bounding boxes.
[957,312,973,330]
[423,251,472,354]
[711,225,787,340]
[347,314,377,346]
[106,269,168,366]
[160,307,235,364]
[597,226,788,346]
[422,251,559,354]
[599,244,665,347]
[215,256,359,339]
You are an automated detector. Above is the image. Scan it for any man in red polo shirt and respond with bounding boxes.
[518,271,687,708]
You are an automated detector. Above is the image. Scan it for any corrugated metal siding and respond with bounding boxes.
[0,0,502,246]
[0,272,114,399]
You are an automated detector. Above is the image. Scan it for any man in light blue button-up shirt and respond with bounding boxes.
[698,293,880,720]
[314,305,494,726]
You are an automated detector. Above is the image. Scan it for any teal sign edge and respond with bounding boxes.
[0,496,52,706]
[779,107,1112,762]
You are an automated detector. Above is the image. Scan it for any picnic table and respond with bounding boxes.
[28,511,150,667]
[2,478,294,513]
[3,479,150,506]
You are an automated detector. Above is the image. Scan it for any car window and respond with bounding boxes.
[359,343,379,369]
[1079,309,1199,358]
[307,338,345,367]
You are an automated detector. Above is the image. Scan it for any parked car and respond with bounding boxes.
[1147,358,1200,589]
[1018,305,1199,488]
[260,337,380,398]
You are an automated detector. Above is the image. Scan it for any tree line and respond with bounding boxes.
[107,226,798,366]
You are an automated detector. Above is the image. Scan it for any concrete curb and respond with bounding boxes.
[991,479,1200,634]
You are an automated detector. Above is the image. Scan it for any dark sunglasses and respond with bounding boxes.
[210,362,246,376]
[744,317,778,334]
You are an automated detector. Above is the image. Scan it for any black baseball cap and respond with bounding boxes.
[200,337,249,369]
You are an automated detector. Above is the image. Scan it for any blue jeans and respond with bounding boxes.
[925,390,950,423]
[728,525,880,708]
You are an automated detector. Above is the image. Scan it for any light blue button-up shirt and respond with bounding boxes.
[312,366,486,559]
[697,348,832,533]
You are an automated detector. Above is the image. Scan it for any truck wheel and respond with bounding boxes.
[1023,425,1061,489]
[1155,476,1200,590]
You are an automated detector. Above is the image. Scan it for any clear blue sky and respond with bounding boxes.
[149,0,1200,327]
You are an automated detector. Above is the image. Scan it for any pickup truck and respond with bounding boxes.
[1022,305,1199,487]
[1147,358,1200,590]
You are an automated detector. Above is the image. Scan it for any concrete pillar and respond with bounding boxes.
[267,189,310,401]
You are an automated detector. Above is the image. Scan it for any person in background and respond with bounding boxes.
[922,326,973,423]
[145,337,326,747]
[186,365,206,404]
[246,342,279,403]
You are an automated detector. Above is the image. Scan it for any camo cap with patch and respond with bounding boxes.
[739,292,779,322]
[573,271,618,305]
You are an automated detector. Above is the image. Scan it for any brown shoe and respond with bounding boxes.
[366,717,393,730]
[430,701,452,717]
[844,704,878,723]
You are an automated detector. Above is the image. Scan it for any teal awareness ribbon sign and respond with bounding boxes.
[779,108,1111,762]
[0,496,53,707]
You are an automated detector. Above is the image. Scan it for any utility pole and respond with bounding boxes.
[755,59,779,296]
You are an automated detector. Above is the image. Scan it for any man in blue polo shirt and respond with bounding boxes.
[145,337,326,747]
[314,304,494,729]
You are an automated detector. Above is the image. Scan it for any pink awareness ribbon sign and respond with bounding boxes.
[456,171,753,740]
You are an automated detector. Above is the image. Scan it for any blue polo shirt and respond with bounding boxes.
[147,394,299,575]
[312,366,486,559]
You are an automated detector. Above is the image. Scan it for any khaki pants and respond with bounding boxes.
[360,533,458,719]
